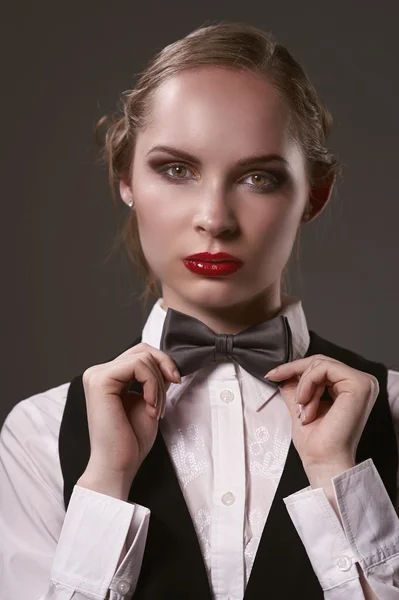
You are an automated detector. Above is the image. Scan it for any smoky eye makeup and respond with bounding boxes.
[147,157,198,182]
[237,169,289,193]
[146,153,291,192]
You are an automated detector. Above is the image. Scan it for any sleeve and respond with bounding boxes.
[282,369,399,600]
[0,388,150,600]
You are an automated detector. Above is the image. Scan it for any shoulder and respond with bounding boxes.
[309,332,399,426]
[308,331,387,380]
[2,382,71,439]
[0,382,71,500]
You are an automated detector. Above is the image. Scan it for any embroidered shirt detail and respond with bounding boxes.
[244,508,264,575]
[170,425,208,489]
[250,427,290,481]
[249,426,270,456]
[194,507,212,561]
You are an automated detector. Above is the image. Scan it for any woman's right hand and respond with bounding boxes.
[76,343,181,499]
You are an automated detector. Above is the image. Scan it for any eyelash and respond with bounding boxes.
[156,162,285,193]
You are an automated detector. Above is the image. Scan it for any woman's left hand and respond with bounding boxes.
[266,355,379,484]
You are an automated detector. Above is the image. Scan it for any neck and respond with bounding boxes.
[161,285,283,334]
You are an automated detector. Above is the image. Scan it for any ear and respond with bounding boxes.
[119,178,133,207]
[304,175,335,222]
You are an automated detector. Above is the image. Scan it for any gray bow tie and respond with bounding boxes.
[160,308,292,384]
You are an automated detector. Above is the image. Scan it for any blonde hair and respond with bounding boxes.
[96,22,340,307]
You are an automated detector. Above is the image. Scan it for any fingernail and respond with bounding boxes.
[265,367,278,377]
[156,394,162,420]
[172,369,181,383]
[295,387,302,404]
[295,403,306,424]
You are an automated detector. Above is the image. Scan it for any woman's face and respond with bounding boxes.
[122,67,317,320]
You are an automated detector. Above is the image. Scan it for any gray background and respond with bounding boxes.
[1,1,398,427]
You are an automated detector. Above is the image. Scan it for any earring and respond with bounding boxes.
[303,206,312,221]
[128,199,134,208]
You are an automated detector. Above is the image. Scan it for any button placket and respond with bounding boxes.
[221,492,236,506]
[210,370,245,599]
[220,389,234,404]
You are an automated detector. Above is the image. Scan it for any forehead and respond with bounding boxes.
[138,67,293,160]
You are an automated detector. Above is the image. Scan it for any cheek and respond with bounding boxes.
[242,190,306,275]
[248,193,304,245]
[132,181,185,260]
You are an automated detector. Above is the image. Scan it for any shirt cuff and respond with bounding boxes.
[284,484,359,591]
[284,459,399,592]
[50,485,150,599]
[333,458,399,570]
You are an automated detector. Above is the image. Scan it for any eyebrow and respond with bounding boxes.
[146,145,288,168]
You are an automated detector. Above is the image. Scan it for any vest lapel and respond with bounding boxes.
[244,334,323,598]
[244,443,323,598]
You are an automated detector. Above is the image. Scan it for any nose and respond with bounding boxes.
[192,184,238,239]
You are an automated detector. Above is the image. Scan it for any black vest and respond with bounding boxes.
[59,331,398,599]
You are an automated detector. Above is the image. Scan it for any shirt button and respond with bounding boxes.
[220,389,234,403]
[221,492,236,506]
[116,580,131,595]
[336,555,352,571]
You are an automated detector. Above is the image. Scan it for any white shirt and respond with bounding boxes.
[1,296,399,600]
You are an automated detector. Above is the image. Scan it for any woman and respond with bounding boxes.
[1,22,399,600]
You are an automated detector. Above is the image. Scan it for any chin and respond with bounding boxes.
[179,278,257,310]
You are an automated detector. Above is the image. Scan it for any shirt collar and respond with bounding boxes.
[141,294,310,409]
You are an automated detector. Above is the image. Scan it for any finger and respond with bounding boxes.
[292,356,327,406]
[293,361,377,427]
[146,401,159,420]
[143,351,178,420]
[277,376,301,421]
[299,383,325,425]
[132,357,162,413]
[83,357,161,428]
[327,378,378,430]
[295,364,328,405]
[117,352,173,420]
[279,377,326,427]
[265,356,318,381]
[117,343,181,384]
[276,357,378,414]
[124,390,158,420]
[277,360,331,422]
[145,358,174,420]
[109,354,163,413]
[111,352,166,418]
[135,353,168,420]
[266,355,345,384]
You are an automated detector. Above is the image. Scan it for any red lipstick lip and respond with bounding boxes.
[183,260,243,277]
[184,252,242,263]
